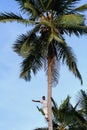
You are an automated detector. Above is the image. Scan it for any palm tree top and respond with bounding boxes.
[0,0,87,85]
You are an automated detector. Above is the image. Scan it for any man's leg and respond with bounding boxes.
[44,108,49,121]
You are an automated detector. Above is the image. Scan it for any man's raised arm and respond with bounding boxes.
[32,100,40,102]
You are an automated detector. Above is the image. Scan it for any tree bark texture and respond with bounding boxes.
[47,57,53,130]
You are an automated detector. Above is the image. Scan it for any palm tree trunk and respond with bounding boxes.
[47,57,53,130]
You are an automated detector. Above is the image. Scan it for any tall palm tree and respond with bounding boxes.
[0,0,87,129]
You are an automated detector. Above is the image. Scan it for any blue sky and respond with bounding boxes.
[0,0,87,130]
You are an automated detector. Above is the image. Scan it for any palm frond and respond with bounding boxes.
[58,96,87,128]
[59,96,71,110]
[13,33,30,57]
[55,13,87,36]
[13,34,35,58]
[51,58,59,87]
[19,37,45,80]
[0,12,35,25]
[33,0,48,12]
[13,25,40,57]
[74,3,87,12]
[47,31,65,46]
[53,33,65,45]
[37,0,46,11]
[37,106,45,116]
[52,97,58,115]
[15,0,25,9]
[15,0,39,18]
[15,0,47,19]
[52,96,81,128]
[20,54,43,81]
[51,0,80,14]
[55,14,85,27]
[40,19,52,28]
[57,43,83,84]
[63,26,87,36]
[78,90,87,114]
[23,2,40,19]
[13,30,45,81]
[73,110,87,125]
[46,0,53,10]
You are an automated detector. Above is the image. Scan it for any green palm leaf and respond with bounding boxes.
[15,0,47,19]
[50,0,80,14]
[57,43,83,84]
[55,14,84,27]
[78,90,87,115]
[23,2,40,18]
[63,26,87,36]
[0,12,35,25]
[74,4,87,12]
[20,54,43,80]
[13,24,40,57]
[19,40,44,80]
[54,13,87,36]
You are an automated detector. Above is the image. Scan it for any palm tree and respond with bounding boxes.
[53,90,87,130]
[52,96,87,130]
[51,97,83,130]
[52,93,87,130]
[63,90,87,130]
[0,1,87,129]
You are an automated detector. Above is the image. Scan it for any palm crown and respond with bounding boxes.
[0,0,86,84]
[0,0,87,84]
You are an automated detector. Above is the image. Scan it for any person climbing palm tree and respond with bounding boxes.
[32,96,49,121]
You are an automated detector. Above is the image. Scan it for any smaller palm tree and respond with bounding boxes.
[52,92,87,130]
[52,97,78,130]
[76,90,87,128]
[35,90,87,130]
